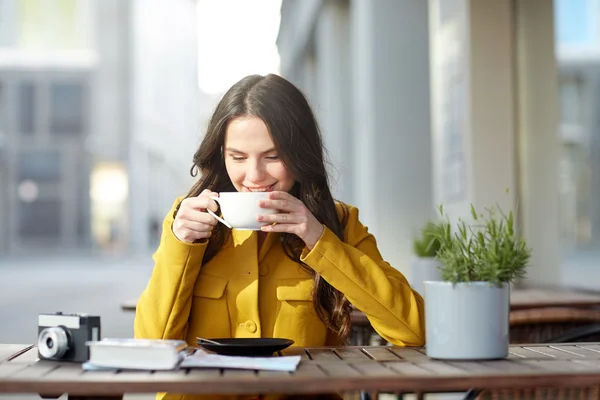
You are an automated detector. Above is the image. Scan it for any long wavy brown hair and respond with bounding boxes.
[175,74,352,342]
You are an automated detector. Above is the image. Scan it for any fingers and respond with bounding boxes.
[260,221,294,233]
[173,190,219,243]
[257,212,302,224]
[183,189,219,212]
[177,208,218,226]
[259,192,298,212]
[173,226,213,243]
[173,216,215,239]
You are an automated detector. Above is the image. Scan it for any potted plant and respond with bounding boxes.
[410,221,443,296]
[424,201,530,360]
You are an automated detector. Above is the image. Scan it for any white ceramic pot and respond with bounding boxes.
[409,257,442,296]
[424,281,509,360]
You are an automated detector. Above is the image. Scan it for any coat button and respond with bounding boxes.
[259,263,270,276]
[244,320,257,333]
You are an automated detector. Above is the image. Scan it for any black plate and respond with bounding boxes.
[196,338,294,357]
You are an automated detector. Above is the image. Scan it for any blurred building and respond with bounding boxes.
[554,0,600,258]
[0,0,203,255]
[277,0,563,286]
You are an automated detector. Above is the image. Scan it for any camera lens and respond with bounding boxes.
[38,327,70,360]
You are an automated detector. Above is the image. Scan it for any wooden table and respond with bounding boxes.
[511,288,600,310]
[5,343,600,399]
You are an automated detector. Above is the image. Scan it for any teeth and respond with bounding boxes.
[249,188,269,192]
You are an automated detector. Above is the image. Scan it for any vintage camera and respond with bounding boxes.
[37,312,101,363]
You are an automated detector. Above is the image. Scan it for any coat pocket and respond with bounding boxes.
[274,278,327,346]
[188,274,231,340]
[193,274,228,299]
[276,277,314,301]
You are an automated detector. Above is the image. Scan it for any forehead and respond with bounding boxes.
[225,117,274,150]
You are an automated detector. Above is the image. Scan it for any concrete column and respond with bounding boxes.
[315,0,352,202]
[350,0,432,276]
[515,0,561,285]
[429,0,560,286]
[429,0,517,218]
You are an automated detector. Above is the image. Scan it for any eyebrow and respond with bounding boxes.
[225,147,277,155]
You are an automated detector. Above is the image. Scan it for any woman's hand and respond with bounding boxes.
[172,189,219,243]
[258,191,324,250]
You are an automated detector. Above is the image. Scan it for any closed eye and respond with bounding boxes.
[265,155,279,160]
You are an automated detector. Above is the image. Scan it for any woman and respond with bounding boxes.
[134,74,425,399]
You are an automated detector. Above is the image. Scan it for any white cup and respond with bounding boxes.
[207,192,276,230]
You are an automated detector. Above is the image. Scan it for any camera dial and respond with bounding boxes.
[38,326,71,360]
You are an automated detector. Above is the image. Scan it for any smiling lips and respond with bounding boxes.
[244,183,276,192]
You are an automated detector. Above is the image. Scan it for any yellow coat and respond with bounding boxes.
[134,198,425,400]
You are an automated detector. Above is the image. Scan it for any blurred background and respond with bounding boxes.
[0,0,596,373]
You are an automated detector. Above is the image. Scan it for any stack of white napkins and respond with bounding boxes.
[82,338,301,372]
[180,348,301,372]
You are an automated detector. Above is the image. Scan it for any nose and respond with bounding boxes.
[246,160,265,183]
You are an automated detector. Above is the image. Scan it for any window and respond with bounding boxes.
[50,82,85,135]
[18,199,61,237]
[559,77,584,126]
[555,0,594,46]
[17,82,36,134]
[17,151,61,182]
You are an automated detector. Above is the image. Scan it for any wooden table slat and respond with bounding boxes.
[419,362,470,375]
[305,348,340,361]
[333,348,370,361]
[362,347,401,361]
[576,344,600,353]
[548,345,600,358]
[82,370,158,382]
[222,369,257,378]
[383,361,434,376]
[0,363,29,378]
[315,361,361,377]
[445,361,492,373]
[257,370,291,379]
[0,344,34,363]
[519,359,596,372]
[510,288,600,309]
[153,369,203,380]
[507,350,526,359]
[76,370,120,381]
[184,368,221,380]
[478,359,543,373]
[389,347,430,363]
[350,361,398,377]
[9,362,58,379]
[8,346,39,364]
[40,364,84,380]
[570,359,600,368]
[280,347,309,360]
[522,346,584,359]
[292,362,327,378]
[508,346,556,359]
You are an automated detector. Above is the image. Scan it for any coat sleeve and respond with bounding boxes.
[300,204,425,346]
[134,197,208,341]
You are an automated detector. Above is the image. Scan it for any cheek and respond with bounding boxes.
[225,162,245,182]
[267,164,292,183]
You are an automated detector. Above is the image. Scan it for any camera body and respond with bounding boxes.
[37,312,101,363]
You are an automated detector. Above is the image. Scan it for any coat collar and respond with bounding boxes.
[231,229,279,262]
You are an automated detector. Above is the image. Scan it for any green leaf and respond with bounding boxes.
[433,194,531,285]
